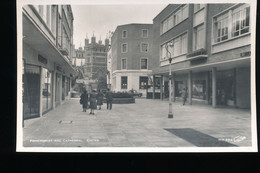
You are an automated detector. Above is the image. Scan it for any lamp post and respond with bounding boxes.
[165,42,173,118]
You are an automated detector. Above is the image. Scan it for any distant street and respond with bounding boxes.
[23,98,251,147]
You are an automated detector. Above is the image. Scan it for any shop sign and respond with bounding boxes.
[240,51,251,57]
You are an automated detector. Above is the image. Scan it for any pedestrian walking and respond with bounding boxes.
[105,88,113,110]
[80,90,88,112]
[89,90,97,115]
[97,90,104,110]
[182,87,188,105]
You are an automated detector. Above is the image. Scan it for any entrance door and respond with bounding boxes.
[23,66,41,119]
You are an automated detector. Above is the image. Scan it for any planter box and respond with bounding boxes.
[104,98,135,104]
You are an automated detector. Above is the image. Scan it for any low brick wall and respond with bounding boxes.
[104,98,135,104]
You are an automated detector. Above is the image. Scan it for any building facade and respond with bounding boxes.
[72,46,85,67]
[152,3,251,108]
[22,5,75,120]
[110,24,154,96]
[83,35,109,80]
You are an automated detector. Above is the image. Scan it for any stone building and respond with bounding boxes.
[83,34,110,80]
[22,5,75,120]
[110,24,154,97]
[151,3,251,108]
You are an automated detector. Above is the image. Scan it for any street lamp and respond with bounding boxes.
[165,41,174,118]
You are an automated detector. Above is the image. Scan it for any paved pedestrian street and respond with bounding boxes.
[23,98,251,148]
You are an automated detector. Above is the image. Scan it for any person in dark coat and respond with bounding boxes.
[182,87,188,105]
[97,90,104,110]
[89,90,97,115]
[105,88,113,110]
[80,90,88,112]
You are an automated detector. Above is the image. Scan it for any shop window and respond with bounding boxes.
[175,81,184,97]
[41,68,52,113]
[121,76,127,89]
[140,77,148,89]
[192,80,206,100]
[23,64,41,119]
[154,77,161,89]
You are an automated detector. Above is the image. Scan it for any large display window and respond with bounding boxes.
[41,68,53,113]
[175,81,184,97]
[23,64,41,119]
[192,80,206,100]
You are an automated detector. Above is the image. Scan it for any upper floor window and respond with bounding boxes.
[121,58,127,69]
[141,43,149,52]
[160,33,187,61]
[232,5,250,37]
[194,4,206,13]
[213,4,250,43]
[140,58,148,69]
[121,43,128,53]
[214,13,229,42]
[194,24,205,50]
[122,30,127,38]
[161,5,189,34]
[142,29,148,38]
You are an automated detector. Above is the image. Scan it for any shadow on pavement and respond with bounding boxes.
[165,128,237,147]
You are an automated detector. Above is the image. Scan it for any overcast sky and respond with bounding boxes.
[71,4,167,49]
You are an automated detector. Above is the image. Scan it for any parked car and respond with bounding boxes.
[128,89,142,97]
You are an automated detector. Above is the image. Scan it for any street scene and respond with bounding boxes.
[23,98,251,148]
[18,1,257,152]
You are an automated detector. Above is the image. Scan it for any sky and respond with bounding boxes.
[71,4,167,49]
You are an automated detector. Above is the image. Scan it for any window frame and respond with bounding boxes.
[212,4,250,44]
[121,43,128,53]
[122,30,127,38]
[140,42,149,52]
[139,76,148,89]
[193,24,205,50]
[140,58,148,70]
[142,29,148,38]
[160,5,189,35]
[121,76,128,89]
[160,32,188,61]
[121,58,127,70]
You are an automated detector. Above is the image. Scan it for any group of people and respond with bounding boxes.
[80,88,113,115]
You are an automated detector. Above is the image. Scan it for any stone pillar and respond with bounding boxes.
[160,75,163,100]
[188,70,192,105]
[152,75,155,99]
[59,74,62,105]
[39,66,43,117]
[206,71,210,104]
[52,69,56,109]
[212,67,217,108]
[172,73,175,102]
